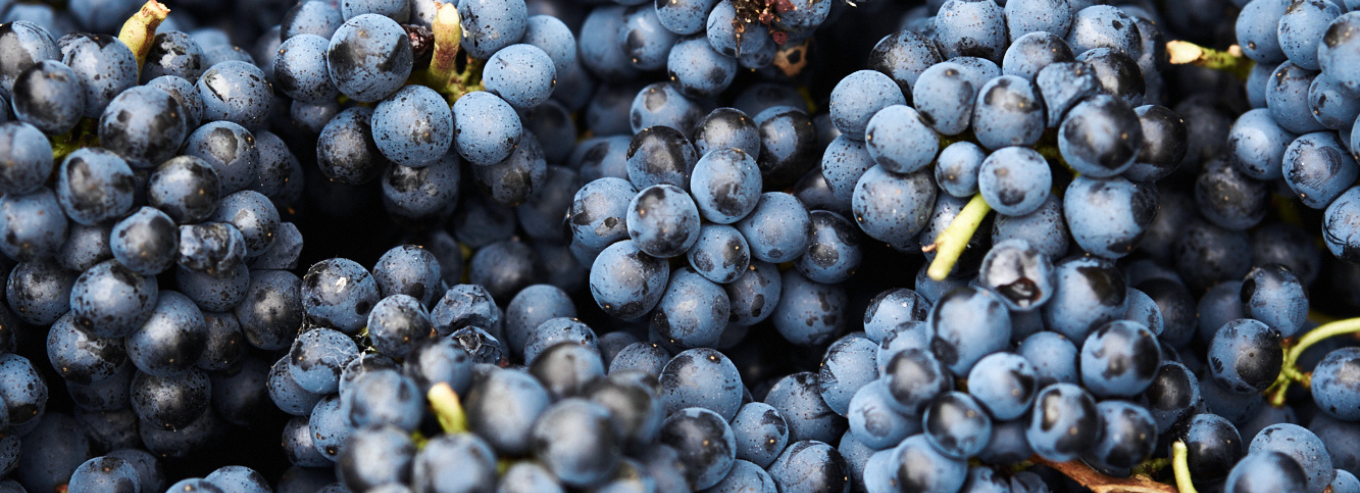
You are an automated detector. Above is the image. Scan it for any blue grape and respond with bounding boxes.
[820,135,876,210]
[724,261,781,326]
[70,259,156,338]
[1087,400,1157,471]
[866,29,941,96]
[1041,255,1127,351]
[485,44,556,109]
[58,33,136,120]
[772,270,845,347]
[8,259,73,326]
[864,105,938,174]
[967,352,1038,420]
[579,6,640,80]
[288,327,359,394]
[625,126,698,193]
[197,60,272,130]
[661,347,742,420]
[0,353,46,432]
[1059,94,1142,177]
[454,91,522,166]
[1064,176,1158,258]
[977,238,1053,312]
[1238,0,1290,63]
[626,184,701,258]
[1027,382,1099,461]
[766,372,846,444]
[706,2,767,57]
[372,85,453,167]
[794,210,860,284]
[817,335,879,416]
[1251,424,1334,493]
[687,224,750,284]
[621,6,677,71]
[829,70,905,140]
[978,146,1050,216]
[1269,62,1327,134]
[928,286,1011,376]
[890,434,967,493]
[730,402,790,468]
[1285,131,1359,209]
[973,75,1046,150]
[1080,320,1161,397]
[1308,74,1360,129]
[734,192,810,263]
[130,368,211,430]
[337,424,415,491]
[341,0,410,21]
[345,368,423,431]
[0,21,58,100]
[1280,0,1340,71]
[1207,318,1283,394]
[934,141,985,198]
[1005,0,1072,39]
[282,0,343,39]
[651,267,729,349]
[910,62,978,137]
[274,34,338,105]
[1003,32,1076,81]
[1312,347,1360,421]
[753,105,819,189]
[862,288,930,344]
[630,82,703,135]
[766,440,849,493]
[326,14,412,102]
[499,463,563,493]
[923,391,993,459]
[204,466,270,493]
[11,59,82,135]
[693,107,759,157]
[847,380,918,450]
[1123,287,1165,337]
[533,399,623,487]
[882,348,952,416]
[301,258,379,334]
[53,156,133,250]
[432,283,503,338]
[182,120,260,192]
[110,206,177,276]
[852,165,935,250]
[0,122,51,195]
[522,15,576,73]
[667,34,736,99]
[934,0,1007,62]
[1243,264,1308,336]
[126,290,207,378]
[457,0,527,58]
[148,156,220,225]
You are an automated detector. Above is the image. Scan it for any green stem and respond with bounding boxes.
[424,2,461,92]
[925,193,991,281]
[427,382,467,434]
[1172,441,1198,493]
[1265,317,1360,406]
[1131,457,1172,477]
[118,0,169,71]
[1166,40,1254,80]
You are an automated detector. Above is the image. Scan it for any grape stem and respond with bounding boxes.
[118,0,170,72]
[1029,455,1177,493]
[924,193,991,281]
[425,2,462,91]
[1172,441,1198,493]
[1264,317,1360,406]
[1165,40,1254,80]
[427,382,468,434]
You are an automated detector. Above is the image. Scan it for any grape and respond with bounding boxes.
[281,1,343,39]
[273,34,338,104]
[1005,0,1073,40]
[667,34,736,100]
[1003,32,1076,81]
[686,223,751,284]
[891,434,967,493]
[327,14,412,103]
[830,70,906,141]
[12,59,83,135]
[1284,131,1359,209]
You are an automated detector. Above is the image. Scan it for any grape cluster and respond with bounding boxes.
[1,0,1360,492]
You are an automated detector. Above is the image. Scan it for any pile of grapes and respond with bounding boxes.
[3,0,1360,491]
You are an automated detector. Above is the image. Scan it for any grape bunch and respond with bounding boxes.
[1,0,1360,492]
